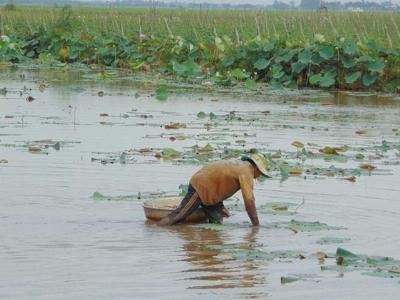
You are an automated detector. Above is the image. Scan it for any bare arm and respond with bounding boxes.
[239,175,259,226]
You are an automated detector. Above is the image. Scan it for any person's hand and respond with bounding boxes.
[251,216,260,226]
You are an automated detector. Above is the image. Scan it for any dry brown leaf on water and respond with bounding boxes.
[271,152,282,159]
[197,144,214,152]
[325,172,335,177]
[289,168,303,176]
[4,115,14,118]
[235,140,246,145]
[139,148,152,153]
[28,145,41,152]
[154,152,162,159]
[319,146,339,155]
[359,163,377,171]
[271,204,289,211]
[344,176,357,182]
[334,146,349,152]
[291,141,305,149]
[355,130,367,135]
[99,113,109,117]
[169,137,176,142]
[392,128,399,132]
[97,91,104,97]
[164,123,186,130]
[35,139,52,143]
[26,96,35,102]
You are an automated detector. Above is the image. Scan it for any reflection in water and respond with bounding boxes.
[171,226,268,298]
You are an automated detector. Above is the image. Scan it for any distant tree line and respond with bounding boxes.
[1,0,399,11]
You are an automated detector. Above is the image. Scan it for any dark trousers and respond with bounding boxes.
[159,184,224,225]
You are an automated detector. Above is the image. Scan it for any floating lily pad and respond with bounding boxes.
[193,223,248,231]
[91,191,137,201]
[161,148,181,159]
[316,237,351,245]
[281,274,320,284]
[288,220,345,233]
[258,202,297,215]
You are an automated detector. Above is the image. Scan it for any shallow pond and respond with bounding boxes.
[1,67,400,299]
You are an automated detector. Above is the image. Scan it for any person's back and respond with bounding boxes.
[190,159,253,206]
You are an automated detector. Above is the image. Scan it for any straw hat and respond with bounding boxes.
[241,152,270,177]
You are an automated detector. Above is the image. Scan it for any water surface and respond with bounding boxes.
[1,67,400,299]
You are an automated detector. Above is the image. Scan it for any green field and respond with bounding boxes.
[1,6,400,92]
[3,6,400,46]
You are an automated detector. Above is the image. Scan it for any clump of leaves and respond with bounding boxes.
[3,12,400,93]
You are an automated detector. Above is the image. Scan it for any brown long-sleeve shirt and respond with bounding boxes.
[190,159,259,225]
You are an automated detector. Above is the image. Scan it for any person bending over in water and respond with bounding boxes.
[158,152,269,226]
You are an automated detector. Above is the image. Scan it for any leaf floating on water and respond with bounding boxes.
[289,167,303,176]
[28,145,42,152]
[291,141,305,149]
[258,202,297,215]
[279,164,290,179]
[197,111,207,119]
[272,204,288,211]
[138,148,152,153]
[193,223,249,231]
[91,191,138,201]
[355,130,367,135]
[196,143,214,152]
[316,237,351,245]
[344,176,357,182]
[359,163,376,171]
[155,86,169,101]
[362,270,400,279]
[319,146,339,155]
[161,148,181,160]
[281,274,320,284]
[92,191,109,200]
[288,220,345,233]
[0,159,8,164]
[355,153,365,160]
[164,123,186,130]
[245,79,260,90]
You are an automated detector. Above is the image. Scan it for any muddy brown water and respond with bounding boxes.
[1,67,400,299]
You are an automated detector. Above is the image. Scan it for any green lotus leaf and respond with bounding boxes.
[299,49,312,64]
[291,62,306,74]
[319,46,335,60]
[362,72,378,87]
[254,58,270,70]
[345,71,362,84]
[367,60,385,72]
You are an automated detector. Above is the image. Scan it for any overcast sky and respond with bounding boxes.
[87,0,400,4]
[143,0,399,4]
